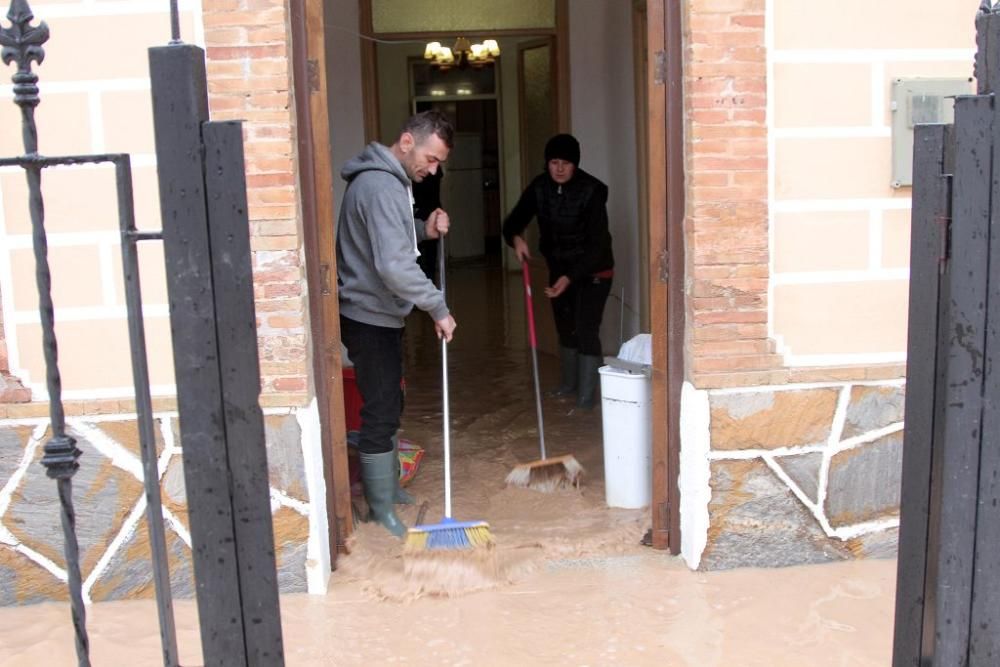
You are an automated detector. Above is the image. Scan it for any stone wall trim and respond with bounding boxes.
[693,379,906,569]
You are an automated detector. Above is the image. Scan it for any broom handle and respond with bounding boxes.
[521,261,547,461]
[442,335,452,518]
[439,234,452,519]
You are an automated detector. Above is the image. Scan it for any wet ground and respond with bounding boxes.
[0,261,897,665]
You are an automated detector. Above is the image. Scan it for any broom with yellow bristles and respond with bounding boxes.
[504,260,584,492]
[404,236,495,570]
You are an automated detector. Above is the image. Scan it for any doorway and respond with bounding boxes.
[294,0,683,565]
[412,79,503,262]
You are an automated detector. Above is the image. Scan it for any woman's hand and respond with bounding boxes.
[512,235,531,262]
[544,275,570,298]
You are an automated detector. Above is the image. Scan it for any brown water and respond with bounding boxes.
[0,557,896,665]
[0,262,898,665]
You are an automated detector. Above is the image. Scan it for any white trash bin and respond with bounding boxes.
[599,365,652,509]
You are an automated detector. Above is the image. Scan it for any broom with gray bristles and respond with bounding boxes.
[505,260,584,492]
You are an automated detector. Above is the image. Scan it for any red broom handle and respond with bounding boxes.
[521,260,538,349]
[521,259,547,460]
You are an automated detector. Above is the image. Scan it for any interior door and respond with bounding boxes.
[441,132,486,259]
[517,38,559,356]
[518,38,557,189]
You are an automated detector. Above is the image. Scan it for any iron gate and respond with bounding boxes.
[893,2,1000,665]
[0,0,285,664]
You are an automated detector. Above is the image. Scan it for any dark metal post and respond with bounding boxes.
[148,44,247,666]
[931,91,992,667]
[0,2,89,664]
[149,41,284,665]
[203,121,284,663]
[892,124,952,667]
[969,144,1000,664]
[969,8,1000,660]
[168,0,180,44]
[893,4,1000,665]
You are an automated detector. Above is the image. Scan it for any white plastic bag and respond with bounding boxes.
[617,333,652,365]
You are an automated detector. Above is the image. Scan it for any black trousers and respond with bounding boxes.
[550,274,612,356]
[339,316,404,454]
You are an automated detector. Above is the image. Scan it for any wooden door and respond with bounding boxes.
[292,0,353,564]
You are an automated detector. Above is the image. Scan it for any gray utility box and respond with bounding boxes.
[891,77,973,189]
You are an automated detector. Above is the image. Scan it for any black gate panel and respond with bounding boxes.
[893,3,1000,665]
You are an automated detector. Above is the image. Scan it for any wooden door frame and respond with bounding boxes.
[291,0,353,563]
[647,0,684,553]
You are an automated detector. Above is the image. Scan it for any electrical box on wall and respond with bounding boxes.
[891,77,973,188]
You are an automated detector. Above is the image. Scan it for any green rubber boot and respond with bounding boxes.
[391,434,415,505]
[360,450,407,537]
[576,354,603,410]
[546,346,579,398]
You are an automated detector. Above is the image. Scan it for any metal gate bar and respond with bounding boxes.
[2,1,181,663]
[116,155,180,667]
[0,152,181,666]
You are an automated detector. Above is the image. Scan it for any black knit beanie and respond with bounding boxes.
[544,133,580,167]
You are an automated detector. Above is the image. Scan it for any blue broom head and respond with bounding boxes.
[405,517,494,551]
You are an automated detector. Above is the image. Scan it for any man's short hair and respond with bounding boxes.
[400,110,455,149]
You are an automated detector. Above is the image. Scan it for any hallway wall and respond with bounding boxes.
[569,0,642,355]
[326,0,368,222]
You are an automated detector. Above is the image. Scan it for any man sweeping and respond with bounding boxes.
[336,110,456,537]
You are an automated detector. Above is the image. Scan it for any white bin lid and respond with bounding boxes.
[599,364,649,379]
[600,357,651,377]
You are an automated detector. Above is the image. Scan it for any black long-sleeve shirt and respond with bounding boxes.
[502,168,614,283]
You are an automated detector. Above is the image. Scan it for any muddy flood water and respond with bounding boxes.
[0,262,898,665]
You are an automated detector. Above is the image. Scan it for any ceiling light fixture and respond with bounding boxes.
[424,37,500,70]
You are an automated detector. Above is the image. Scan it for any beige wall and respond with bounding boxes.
[569,0,641,351]
[769,0,974,366]
[1,0,308,406]
[326,0,367,222]
[0,4,201,400]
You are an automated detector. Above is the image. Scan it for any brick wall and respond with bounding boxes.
[203,0,310,406]
[685,0,781,389]
[0,307,29,404]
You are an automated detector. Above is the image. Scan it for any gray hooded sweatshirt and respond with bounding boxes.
[336,142,449,328]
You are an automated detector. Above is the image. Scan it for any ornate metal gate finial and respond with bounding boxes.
[0,0,48,110]
[1,0,48,155]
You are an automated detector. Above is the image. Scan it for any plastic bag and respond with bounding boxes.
[617,333,652,365]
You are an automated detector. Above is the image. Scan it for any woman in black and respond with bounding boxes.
[502,134,614,409]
